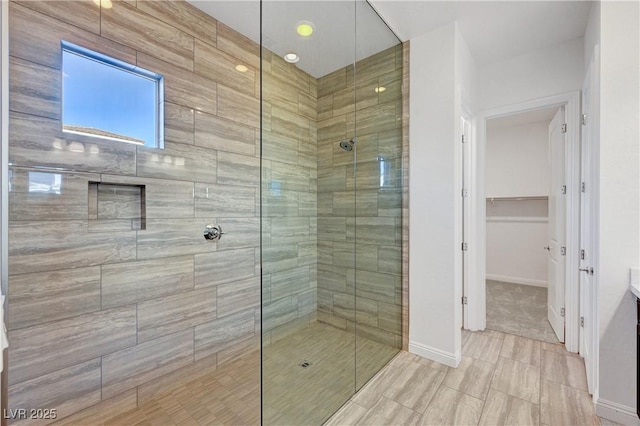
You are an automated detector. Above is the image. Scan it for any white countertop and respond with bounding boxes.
[630,268,640,299]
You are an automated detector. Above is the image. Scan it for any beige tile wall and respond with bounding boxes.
[6,0,315,423]
[316,46,404,348]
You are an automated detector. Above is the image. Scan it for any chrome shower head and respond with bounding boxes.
[339,138,355,152]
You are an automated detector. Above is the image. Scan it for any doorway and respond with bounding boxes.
[483,106,563,343]
[464,91,582,353]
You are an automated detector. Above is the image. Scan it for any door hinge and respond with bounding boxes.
[461,242,468,251]
[461,188,468,197]
[462,135,467,143]
[561,185,567,195]
[580,316,585,327]
[561,308,565,317]
[561,123,567,133]
[581,114,587,125]
[580,266,595,275]
[581,182,586,193]
[560,246,566,256]
[462,296,468,305]
[580,249,585,260]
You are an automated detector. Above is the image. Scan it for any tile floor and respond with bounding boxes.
[486,280,559,343]
[326,329,601,426]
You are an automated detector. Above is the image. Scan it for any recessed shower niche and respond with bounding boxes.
[88,181,146,231]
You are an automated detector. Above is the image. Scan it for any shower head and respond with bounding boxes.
[339,138,355,152]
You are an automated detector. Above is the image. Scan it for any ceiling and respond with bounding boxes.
[487,106,559,130]
[370,1,593,65]
[188,1,592,77]
[188,1,400,78]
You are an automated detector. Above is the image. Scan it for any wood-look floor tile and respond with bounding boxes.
[500,334,541,366]
[540,379,598,426]
[541,349,588,391]
[479,389,540,426]
[383,361,446,413]
[442,356,494,400]
[420,386,484,426]
[353,351,415,408]
[324,401,369,426]
[490,358,540,404]
[462,329,504,364]
[356,396,422,426]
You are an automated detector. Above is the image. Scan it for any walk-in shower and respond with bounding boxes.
[2,0,404,424]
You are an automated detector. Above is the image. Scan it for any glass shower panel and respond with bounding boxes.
[354,1,404,390]
[260,2,356,424]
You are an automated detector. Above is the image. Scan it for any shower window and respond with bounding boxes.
[61,41,164,148]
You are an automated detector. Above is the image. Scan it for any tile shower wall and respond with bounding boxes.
[6,0,315,423]
[316,46,404,347]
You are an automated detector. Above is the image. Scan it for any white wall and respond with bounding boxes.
[479,38,584,111]
[486,121,550,198]
[595,1,640,423]
[409,22,476,366]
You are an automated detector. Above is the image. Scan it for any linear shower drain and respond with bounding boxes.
[299,361,312,369]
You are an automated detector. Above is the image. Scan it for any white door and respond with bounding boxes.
[580,47,599,394]
[547,107,566,342]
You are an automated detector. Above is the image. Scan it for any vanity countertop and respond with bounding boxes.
[630,268,640,299]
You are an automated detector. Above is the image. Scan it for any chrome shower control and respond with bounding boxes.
[204,224,224,242]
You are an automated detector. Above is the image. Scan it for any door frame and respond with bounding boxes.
[1,0,9,419]
[465,91,582,354]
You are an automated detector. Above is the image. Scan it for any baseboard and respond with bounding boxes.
[596,398,640,426]
[408,340,461,368]
[486,274,548,288]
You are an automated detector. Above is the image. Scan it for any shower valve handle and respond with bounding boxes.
[204,224,225,242]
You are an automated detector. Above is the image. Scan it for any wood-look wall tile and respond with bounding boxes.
[262,245,299,274]
[261,73,300,113]
[137,287,216,343]
[318,68,347,98]
[136,218,218,259]
[271,55,311,95]
[357,46,397,81]
[378,190,402,217]
[136,0,217,45]
[262,296,298,332]
[215,217,260,250]
[354,217,397,245]
[136,352,218,405]
[347,102,402,136]
[9,3,136,70]
[270,217,310,245]
[262,189,299,218]
[137,141,216,183]
[137,53,217,115]
[262,130,299,166]
[270,266,310,300]
[8,267,101,331]
[51,389,137,426]
[194,40,255,96]
[216,22,259,68]
[8,359,101,422]
[270,106,310,141]
[317,264,350,294]
[217,276,261,318]
[267,161,310,192]
[9,113,137,175]
[101,2,194,71]
[217,151,259,187]
[9,168,99,221]
[102,256,194,310]
[298,191,318,217]
[195,183,256,218]
[9,220,136,275]
[298,92,317,121]
[216,334,259,367]
[96,184,141,220]
[8,306,136,385]
[14,0,100,34]
[102,330,194,399]
[217,85,260,128]
[195,112,255,156]
[317,217,347,242]
[165,103,194,145]
[101,174,195,219]
[194,247,256,288]
[355,270,400,304]
[9,57,60,120]
[194,308,256,361]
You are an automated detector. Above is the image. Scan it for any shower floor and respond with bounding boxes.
[53,322,398,426]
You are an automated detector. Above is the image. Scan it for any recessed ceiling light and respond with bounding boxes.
[297,21,315,37]
[374,86,386,93]
[235,64,249,73]
[284,53,300,63]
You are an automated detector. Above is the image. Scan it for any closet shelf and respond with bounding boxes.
[486,196,549,201]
